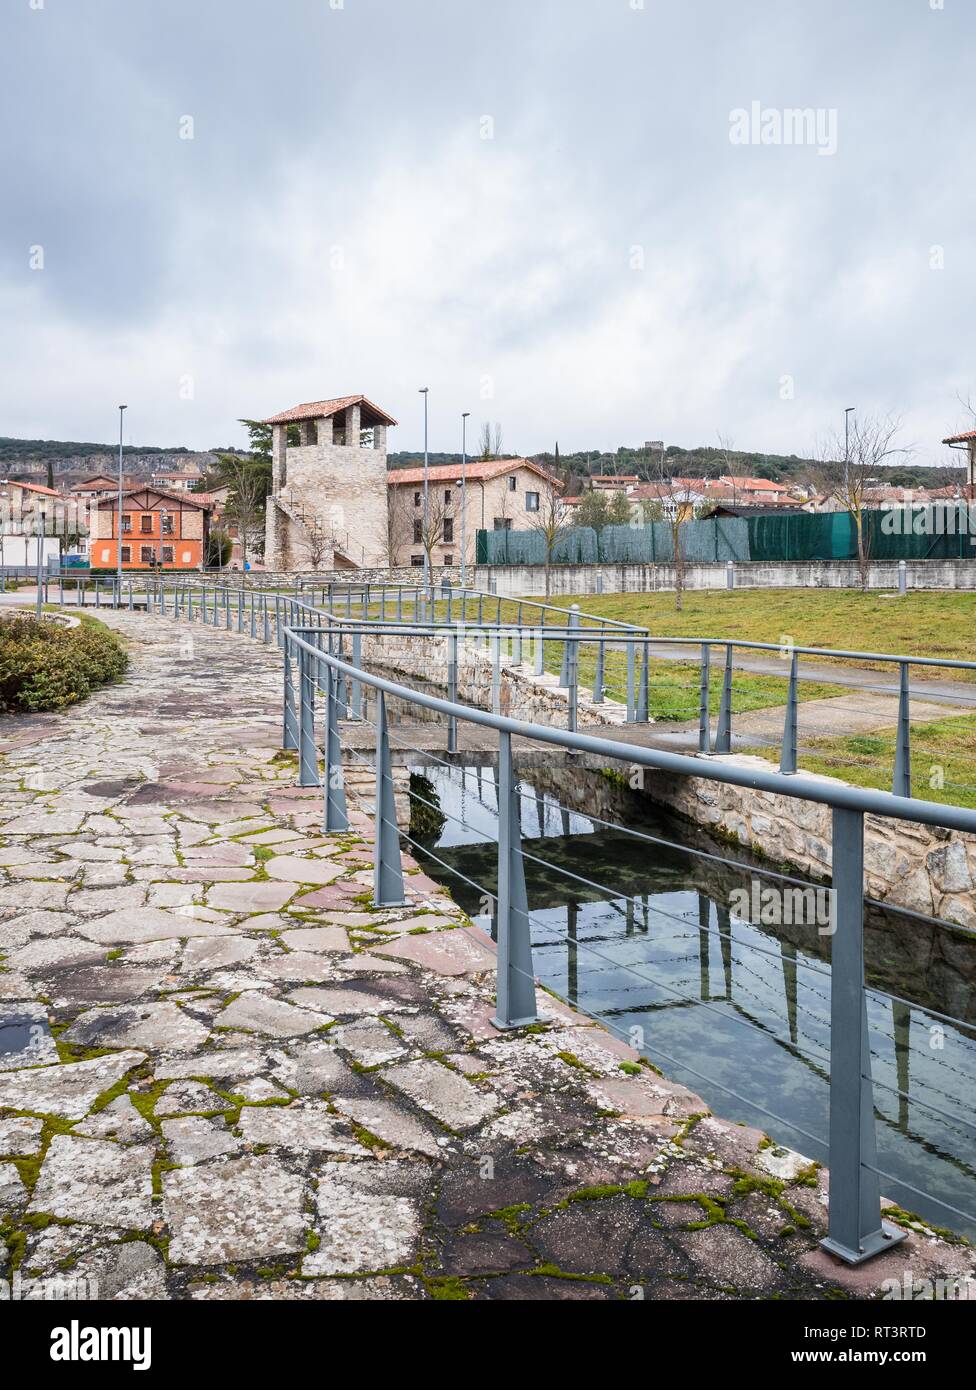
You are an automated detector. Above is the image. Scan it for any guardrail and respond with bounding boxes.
[27,572,976,806]
[278,621,976,1264]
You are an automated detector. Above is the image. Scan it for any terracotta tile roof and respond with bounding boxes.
[942,429,976,444]
[263,394,398,427]
[3,480,63,498]
[387,457,560,487]
[92,486,212,511]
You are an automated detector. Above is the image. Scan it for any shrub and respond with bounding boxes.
[0,615,128,713]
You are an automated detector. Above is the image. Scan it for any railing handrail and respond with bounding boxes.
[282,624,976,835]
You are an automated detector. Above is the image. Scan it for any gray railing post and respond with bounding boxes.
[534,624,545,676]
[186,587,194,622]
[447,631,459,754]
[892,662,912,798]
[559,604,579,687]
[780,651,799,774]
[493,729,539,1029]
[567,623,579,734]
[282,641,299,751]
[263,593,272,644]
[698,643,711,752]
[592,637,605,703]
[491,634,501,715]
[249,591,257,639]
[373,690,406,907]
[127,579,133,611]
[822,806,907,1266]
[714,645,733,753]
[324,665,349,832]
[298,645,320,787]
[202,584,210,624]
[626,639,636,722]
[224,587,232,629]
[898,560,907,596]
[350,631,363,720]
[636,641,649,722]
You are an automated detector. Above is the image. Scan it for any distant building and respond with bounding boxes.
[89,487,211,570]
[263,393,397,569]
[942,428,976,488]
[387,457,559,568]
[150,467,203,492]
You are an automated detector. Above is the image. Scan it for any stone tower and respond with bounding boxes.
[263,393,397,570]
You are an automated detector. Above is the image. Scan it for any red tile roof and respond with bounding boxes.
[93,486,212,511]
[264,394,398,427]
[4,480,62,498]
[943,429,976,444]
[387,457,560,487]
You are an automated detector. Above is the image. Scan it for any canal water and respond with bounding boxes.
[407,757,976,1240]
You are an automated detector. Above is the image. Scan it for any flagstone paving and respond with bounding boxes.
[0,608,973,1301]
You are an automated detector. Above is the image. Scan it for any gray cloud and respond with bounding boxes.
[1,0,974,464]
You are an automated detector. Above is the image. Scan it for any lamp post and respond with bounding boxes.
[460,410,470,586]
[419,387,430,591]
[116,405,127,599]
[35,506,46,619]
[844,406,855,497]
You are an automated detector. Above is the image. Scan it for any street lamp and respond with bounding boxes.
[35,506,46,619]
[460,411,470,587]
[844,406,856,496]
[418,388,430,590]
[117,405,127,598]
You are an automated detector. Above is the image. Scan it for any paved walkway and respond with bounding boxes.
[0,610,972,1300]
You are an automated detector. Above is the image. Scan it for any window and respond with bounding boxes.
[442,554,453,566]
[140,514,152,533]
[413,520,423,544]
[410,555,424,567]
[162,514,174,535]
[162,546,174,564]
[121,514,132,533]
[100,547,111,563]
[443,489,452,504]
[120,546,131,562]
[526,491,540,512]
[493,518,512,531]
[443,518,454,543]
[140,545,154,564]
[508,476,517,491]
[413,491,421,506]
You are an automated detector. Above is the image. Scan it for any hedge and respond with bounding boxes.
[0,615,129,713]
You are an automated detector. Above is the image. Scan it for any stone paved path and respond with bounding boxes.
[0,610,972,1301]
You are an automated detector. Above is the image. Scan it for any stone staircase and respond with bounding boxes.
[274,490,365,568]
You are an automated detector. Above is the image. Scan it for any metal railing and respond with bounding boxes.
[89,573,976,1260]
[29,572,976,805]
[277,621,976,1264]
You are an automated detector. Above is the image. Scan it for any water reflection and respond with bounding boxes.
[410,759,976,1239]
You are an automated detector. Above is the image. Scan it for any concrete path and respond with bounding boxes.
[1,609,972,1300]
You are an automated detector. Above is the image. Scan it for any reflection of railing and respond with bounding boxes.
[271,620,976,1264]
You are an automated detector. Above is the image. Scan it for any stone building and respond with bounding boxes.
[263,393,397,570]
[387,456,560,568]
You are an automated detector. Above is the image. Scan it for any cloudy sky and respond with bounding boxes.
[1,0,974,464]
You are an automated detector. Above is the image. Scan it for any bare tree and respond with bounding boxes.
[814,413,910,590]
[646,453,703,612]
[525,484,571,598]
[715,433,738,507]
[213,453,267,574]
[478,421,503,461]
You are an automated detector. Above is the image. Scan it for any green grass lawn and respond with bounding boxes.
[529,589,976,677]
[757,712,976,810]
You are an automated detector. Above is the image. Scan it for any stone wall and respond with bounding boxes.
[265,436,390,571]
[475,558,976,597]
[640,752,976,929]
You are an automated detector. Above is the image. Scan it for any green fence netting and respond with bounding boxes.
[476,507,976,566]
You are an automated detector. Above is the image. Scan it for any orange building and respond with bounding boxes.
[90,487,211,570]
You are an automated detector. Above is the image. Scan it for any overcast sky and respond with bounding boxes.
[1,0,974,464]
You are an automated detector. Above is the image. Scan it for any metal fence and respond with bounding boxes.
[34,573,976,805]
[278,621,976,1264]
